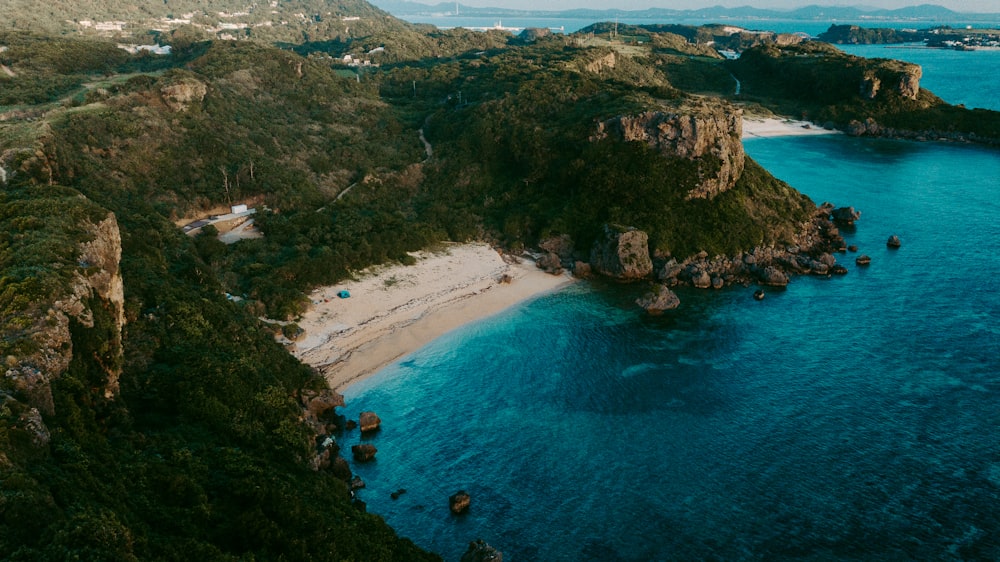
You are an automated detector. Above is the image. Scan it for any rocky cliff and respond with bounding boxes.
[3,211,124,438]
[859,64,921,101]
[592,102,745,200]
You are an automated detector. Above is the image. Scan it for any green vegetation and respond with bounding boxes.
[728,42,1000,139]
[2,4,999,559]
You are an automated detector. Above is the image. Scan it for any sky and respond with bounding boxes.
[453,1,1000,12]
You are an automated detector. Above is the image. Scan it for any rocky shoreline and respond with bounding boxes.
[533,202,862,313]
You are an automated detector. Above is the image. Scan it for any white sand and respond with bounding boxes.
[291,243,574,392]
[742,116,841,139]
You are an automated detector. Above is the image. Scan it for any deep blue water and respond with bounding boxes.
[342,47,1000,560]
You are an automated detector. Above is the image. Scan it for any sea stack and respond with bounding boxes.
[449,490,471,514]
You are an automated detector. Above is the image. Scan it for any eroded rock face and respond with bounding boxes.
[351,444,377,463]
[161,77,207,112]
[593,103,745,199]
[359,411,381,433]
[860,71,881,100]
[300,388,345,436]
[857,63,921,102]
[897,66,922,99]
[590,225,653,280]
[5,212,125,416]
[636,285,681,315]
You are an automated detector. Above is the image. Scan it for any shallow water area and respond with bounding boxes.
[343,134,1000,560]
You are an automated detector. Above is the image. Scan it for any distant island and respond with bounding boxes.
[371,0,1000,23]
[819,23,1000,49]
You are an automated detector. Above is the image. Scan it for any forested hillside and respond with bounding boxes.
[3,2,1000,559]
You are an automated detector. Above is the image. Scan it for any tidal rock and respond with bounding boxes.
[856,255,872,266]
[636,285,681,315]
[831,206,861,225]
[589,225,653,280]
[461,539,503,562]
[887,235,901,248]
[391,488,407,500]
[758,266,789,287]
[831,264,849,275]
[344,419,358,431]
[350,475,366,491]
[753,289,765,301]
[572,261,592,278]
[848,245,858,252]
[359,411,381,433]
[449,490,471,514]
[351,444,377,463]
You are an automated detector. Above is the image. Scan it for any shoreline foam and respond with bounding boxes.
[742,116,841,139]
[291,242,575,392]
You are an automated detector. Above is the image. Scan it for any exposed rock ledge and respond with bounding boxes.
[592,102,745,200]
[3,212,125,445]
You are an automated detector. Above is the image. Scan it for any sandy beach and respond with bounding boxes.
[742,116,841,139]
[292,243,574,392]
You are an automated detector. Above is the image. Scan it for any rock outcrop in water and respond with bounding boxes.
[359,410,382,433]
[636,284,681,314]
[450,490,472,514]
[461,539,503,562]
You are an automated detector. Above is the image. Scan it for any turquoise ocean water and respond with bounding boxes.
[343,28,1000,561]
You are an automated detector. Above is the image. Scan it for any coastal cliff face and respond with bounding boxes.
[860,65,921,101]
[590,225,654,280]
[593,103,745,200]
[3,212,124,425]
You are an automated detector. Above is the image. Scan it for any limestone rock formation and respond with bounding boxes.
[535,252,564,275]
[351,444,377,463]
[589,225,653,280]
[758,266,790,287]
[519,27,552,42]
[4,212,125,417]
[831,206,861,226]
[461,539,503,562]
[359,411,382,433]
[887,235,902,248]
[858,63,921,101]
[449,490,471,514]
[538,234,575,262]
[585,52,617,74]
[592,103,745,199]
[160,76,207,112]
[300,389,345,435]
[636,285,681,315]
